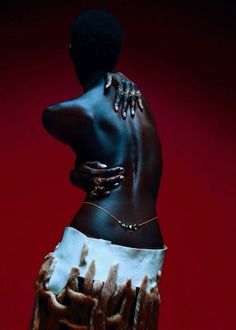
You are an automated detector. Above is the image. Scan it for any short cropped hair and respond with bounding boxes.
[70,10,123,74]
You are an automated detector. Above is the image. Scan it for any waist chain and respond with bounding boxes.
[83,201,158,232]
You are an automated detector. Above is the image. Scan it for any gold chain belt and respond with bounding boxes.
[83,201,158,232]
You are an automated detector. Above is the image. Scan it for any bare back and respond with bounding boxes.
[44,79,164,248]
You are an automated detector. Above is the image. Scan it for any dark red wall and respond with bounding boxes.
[0,1,235,329]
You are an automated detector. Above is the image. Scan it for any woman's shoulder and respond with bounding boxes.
[41,98,94,145]
[44,96,93,118]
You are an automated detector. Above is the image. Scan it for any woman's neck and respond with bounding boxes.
[79,71,108,92]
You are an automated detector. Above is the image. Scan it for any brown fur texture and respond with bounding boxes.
[31,250,162,330]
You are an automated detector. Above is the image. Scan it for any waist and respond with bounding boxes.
[84,193,158,220]
[70,197,164,248]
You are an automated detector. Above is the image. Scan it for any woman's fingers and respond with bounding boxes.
[105,72,123,93]
[89,185,111,199]
[83,161,108,169]
[122,81,132,119]
[135,88,144,111]
[105,72,144,117]
[89,190,111,199]
[89,174,123,198]
[92,174,124,188]
[71,162,124,180]
[114,87,123,112]
[115,82,144,117]
[86,165,124,178]
[104,72,113,90]
[69,160,125,199]
[129,82,136,117]
[137,95,144,111]
[130,96,136,117]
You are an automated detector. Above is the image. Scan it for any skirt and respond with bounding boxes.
[31,227,168,330]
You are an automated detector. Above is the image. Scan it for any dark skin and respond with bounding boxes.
[69,160,125,199]
[69,72,144,198]
[42,71,164,249]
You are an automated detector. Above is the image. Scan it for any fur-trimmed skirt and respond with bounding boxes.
[31,227,167,330]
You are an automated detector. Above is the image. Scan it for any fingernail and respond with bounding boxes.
[115,105,119,111]
[100,164,107,168]
[123,112,126,118]
[119,175,124,179]
[119,167,124,171]
[114,182,119,186]
[131,109,135,115]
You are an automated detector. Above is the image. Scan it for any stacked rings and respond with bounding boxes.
[118,86,142,97]
[90,177,103,196]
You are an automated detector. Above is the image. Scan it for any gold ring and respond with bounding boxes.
[122,90,129,96]
[90,186,99,195]
[118,86,129,96]
[129,90,136,96]
[94,177,103,186]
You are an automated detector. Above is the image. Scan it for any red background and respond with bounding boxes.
[0,1,235,329]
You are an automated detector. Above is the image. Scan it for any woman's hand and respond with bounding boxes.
[69,161,125,199]
[105,72,144,119]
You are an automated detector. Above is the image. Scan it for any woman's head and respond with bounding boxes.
[70,10,123,81]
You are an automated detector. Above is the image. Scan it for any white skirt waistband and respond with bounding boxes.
[46,227,168,294]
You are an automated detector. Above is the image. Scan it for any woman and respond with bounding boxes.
[32,10,167,330]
